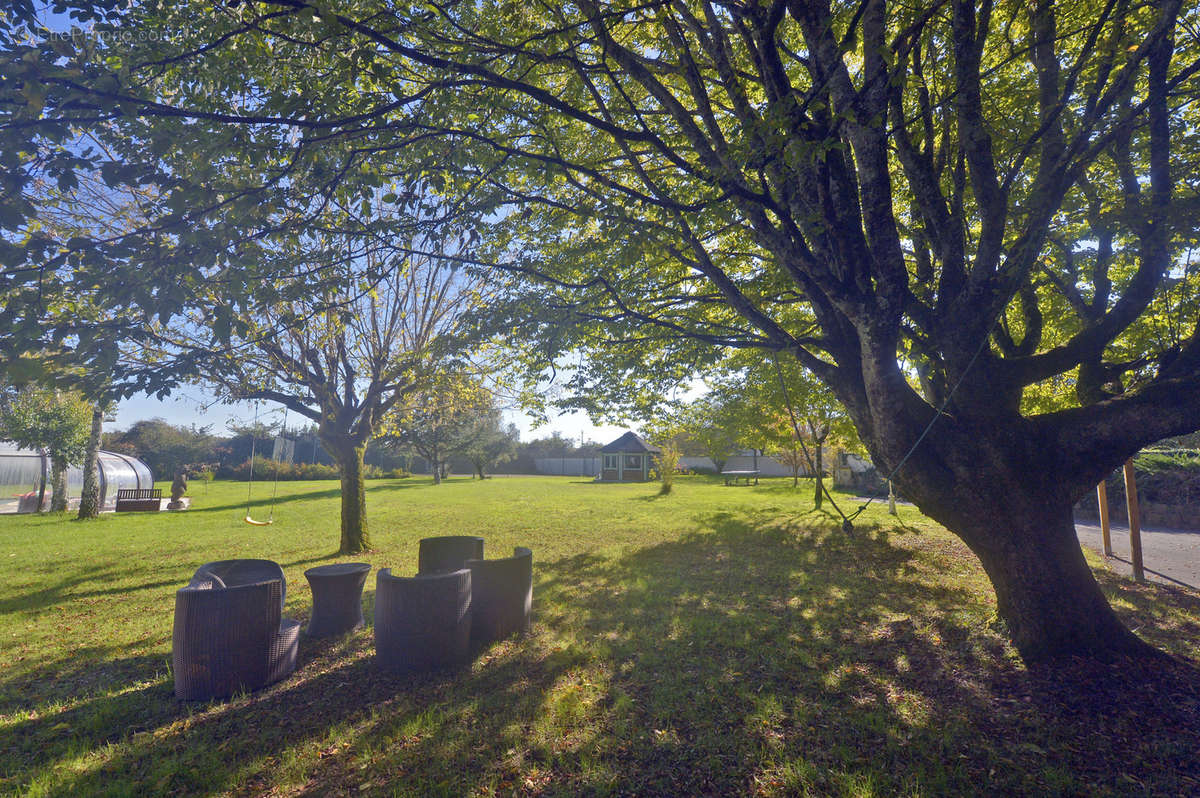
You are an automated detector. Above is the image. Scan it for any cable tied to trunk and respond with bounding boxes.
[771,323,994,533]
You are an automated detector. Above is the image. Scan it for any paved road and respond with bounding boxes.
[1075,520,1200,591]
[857,495,1199,590]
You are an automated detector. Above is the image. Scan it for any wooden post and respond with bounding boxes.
[1096,481,1112,556]
[888,480,897,515]
[1122,459,1145,582]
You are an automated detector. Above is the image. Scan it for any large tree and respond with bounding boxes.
[6,1,1200,663]
[390,0,1200,663]
[157,227,489,553]
[380,373,495,485]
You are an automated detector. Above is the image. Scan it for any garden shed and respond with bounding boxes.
[597,431,661,482]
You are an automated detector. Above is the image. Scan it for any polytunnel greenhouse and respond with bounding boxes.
[0,441,154,514]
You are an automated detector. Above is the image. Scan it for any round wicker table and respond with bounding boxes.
[304,562,371,637]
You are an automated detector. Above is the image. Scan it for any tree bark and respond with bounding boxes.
[35,455,47,513]
[813,445,823,510]
[50,455,68,512]
[332,442,370,554]
[955,497,1150,662]
[886,427,1158,663]
[77,404,104,519]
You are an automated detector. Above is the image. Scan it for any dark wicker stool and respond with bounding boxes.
[374,568,472,671]
[304,562,371,637]
[173,565,299,701]
[418,536,485,574]
[466,547,532,645]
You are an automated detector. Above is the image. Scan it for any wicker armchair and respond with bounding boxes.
[172,560,300,700]
[417,536,485,574]
[374,568,472,671]
[193,559,288,611]
[466,547,532,644]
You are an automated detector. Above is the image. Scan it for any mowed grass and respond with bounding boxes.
[1,475,1198,797]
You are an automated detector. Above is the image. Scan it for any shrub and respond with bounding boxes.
[217,458,385,481]
[1135,450,1200,474]
[657,443,681,495]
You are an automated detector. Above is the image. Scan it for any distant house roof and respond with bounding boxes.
[600,431,662,454]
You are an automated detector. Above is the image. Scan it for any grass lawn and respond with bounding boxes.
[1,475,1198,797]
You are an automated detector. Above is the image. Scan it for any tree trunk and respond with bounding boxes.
[77,404,104,519]
[953,497,1151,663]
[813,445,823,510]
[333,442,370,554]
[50,455,68,512]
[890,435,1158,664]
[431,453,442,485]
[35,453,47,513]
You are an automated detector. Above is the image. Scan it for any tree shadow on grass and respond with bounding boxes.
[3,510,1198,796]
[524,511,1200,796]
[191,479,428,517]
[0,558,189,619]
[188,487,345,516]
[279,552,343,570]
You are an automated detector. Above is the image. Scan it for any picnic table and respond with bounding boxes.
[722,470,759,486]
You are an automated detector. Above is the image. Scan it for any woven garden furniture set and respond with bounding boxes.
[171,537,533,700]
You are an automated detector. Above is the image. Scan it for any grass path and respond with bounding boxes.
[1,476,1198,796]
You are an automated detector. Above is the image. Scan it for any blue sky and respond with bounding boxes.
[111,387,630,445]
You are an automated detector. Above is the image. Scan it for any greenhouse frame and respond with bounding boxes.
[0,441,154,514]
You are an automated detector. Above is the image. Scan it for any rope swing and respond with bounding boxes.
[244,400,286,526]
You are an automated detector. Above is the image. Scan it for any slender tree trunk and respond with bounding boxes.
[77,404,104,519]
[50,454,68,512]
[35,454,47,513]
[432,451,442,485]
[333,442,370,554]
[813,445,823,510]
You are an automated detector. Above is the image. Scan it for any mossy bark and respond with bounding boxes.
[49,455,68,512]
[813,445,824,510]
[334,443,370,554]
[77,405,104,519]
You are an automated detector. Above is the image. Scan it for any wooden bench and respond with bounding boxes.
[115,488,162,512]
[722,470,759,486]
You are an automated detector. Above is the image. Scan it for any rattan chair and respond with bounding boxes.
[466,547,532,644]
[193,559,288,611]
[172,560,300,700]
[374,568,472,671]
[417,536,485,574]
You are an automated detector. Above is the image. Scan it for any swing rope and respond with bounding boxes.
[770,316,995,534]
[771,354,860,534]
[244,402,287,526]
